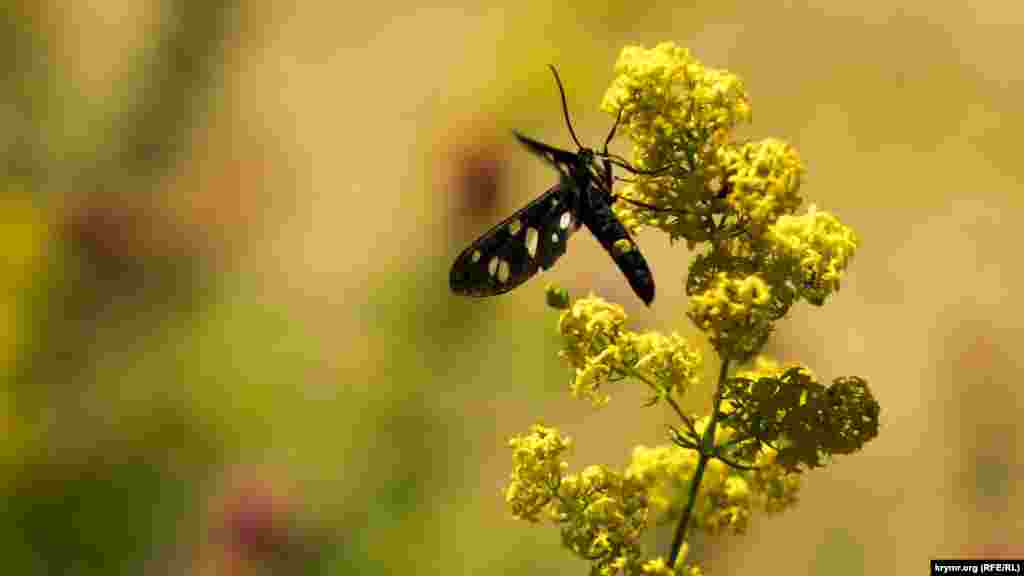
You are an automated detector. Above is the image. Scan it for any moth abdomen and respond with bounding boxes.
[579,194,655,306]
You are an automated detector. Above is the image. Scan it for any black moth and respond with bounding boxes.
[449,66,663,306]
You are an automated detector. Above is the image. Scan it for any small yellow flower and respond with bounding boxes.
[558,294,701,407]
[767,206,860,304]
[687,272,774,357]
[598,42,754,245]
[717,138,805,229]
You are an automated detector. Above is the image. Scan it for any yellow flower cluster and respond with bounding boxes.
[626,444,699,520]
[601,42,752,171]
[767,205,860,304]
[557,464,650,575]
[686,272,774,358]
[627,425,801,537]
[504,426,661,575]
[599,43,757,250]
[504,421,803,562]
[505,424,572,522]
[558,295,702,407]
[630,331,703,400]
[717,138,805,230]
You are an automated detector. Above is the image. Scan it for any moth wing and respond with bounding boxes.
[450,181,580,297]
[513,131,580,172]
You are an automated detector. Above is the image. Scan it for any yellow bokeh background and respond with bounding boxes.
[3,1,1021,574]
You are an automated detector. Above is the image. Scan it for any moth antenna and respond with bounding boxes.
[603,106,624,153]
[548,65,584,151]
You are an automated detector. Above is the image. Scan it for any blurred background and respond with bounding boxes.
[2,1,1022,574]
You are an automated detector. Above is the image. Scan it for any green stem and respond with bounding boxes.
[668,357,731,567]
[622,366,691,426]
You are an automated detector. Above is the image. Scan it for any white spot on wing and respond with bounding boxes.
[488,256,498,277]
[497,260,510,283]
[559,212,571,230]
[551,232,560,243]
[525,227,539,258]
[508,219,522,236]
[471,250,481,263]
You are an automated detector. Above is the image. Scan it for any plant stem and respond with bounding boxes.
[668,357,731,567]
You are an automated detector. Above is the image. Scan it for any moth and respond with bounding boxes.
[449,66,667,306]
